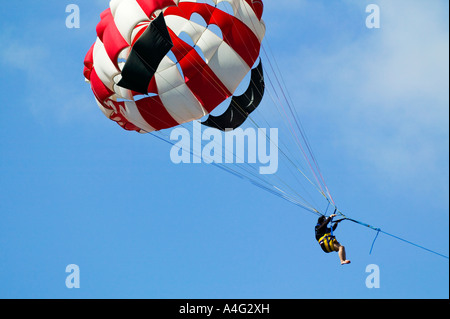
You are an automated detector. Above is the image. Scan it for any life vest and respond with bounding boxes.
[318,233,337,253]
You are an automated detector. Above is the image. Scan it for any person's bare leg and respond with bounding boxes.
[334,242,351,265]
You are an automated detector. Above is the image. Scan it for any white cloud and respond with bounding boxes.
[361,0,449,104]
[275,0,449,186]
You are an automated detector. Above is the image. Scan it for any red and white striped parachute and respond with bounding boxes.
[84,0,266,133]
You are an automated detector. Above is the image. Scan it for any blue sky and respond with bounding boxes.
[0,0,448,299]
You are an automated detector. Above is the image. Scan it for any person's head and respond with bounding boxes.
[317,215,326,225]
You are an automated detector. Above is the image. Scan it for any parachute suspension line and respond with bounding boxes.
[176,5,332,216]
[145,112,320,215]
[245,70,333,214]
[247,4,335,204]
[260,42,335,205]
[215,2,333,209]
[150,130,321,215]
[211,62,325,212]
[230,20,335,206]
[259,63,331,203]
[164,122,321,214]
[263,50,326,196]
[170,124,288,200]
[142,95,321,215]
[232,7,315,177]
[211,2,336,212]
[244,106,324,212]
[265,52,332,203]
[167,3,327,215]
[225,61,323,210]
[324,201,331,216]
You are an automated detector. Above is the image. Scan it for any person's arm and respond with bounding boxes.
[317,216,333,231]
[328,214,338,231]
[332,222,338,231]
[331,215,345,231]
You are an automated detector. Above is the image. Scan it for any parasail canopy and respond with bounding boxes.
[84,0,266,133]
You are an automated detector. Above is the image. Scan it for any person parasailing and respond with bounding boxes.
[315,214,351,265]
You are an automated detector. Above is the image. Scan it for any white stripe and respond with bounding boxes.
[92,38,121,92]
[155,56,186,94]
[110,0,149,44]
[159,83,207,124]
[92,39,132,100]
[207,41,250,94]
[234,0,266,42]
[155,56,207,124]
[120,100,157,133]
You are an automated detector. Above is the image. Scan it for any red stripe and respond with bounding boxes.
[168,29,231,113]
[244,0,264,20]
[136,0,176,17]
[131,22,149,46]
[83,43,95,80]
[164,2,261,68]
[90,68,114,104]
[96,9,129,70]
[135,95,179,131]
[147,76,158,95]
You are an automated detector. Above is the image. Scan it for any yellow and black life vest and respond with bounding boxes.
[318,233,337,253]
